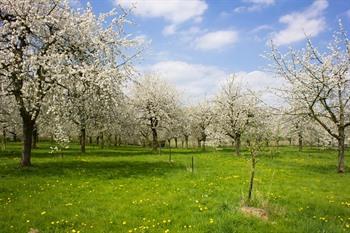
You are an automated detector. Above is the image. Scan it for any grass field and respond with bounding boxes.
[0,143,350,233]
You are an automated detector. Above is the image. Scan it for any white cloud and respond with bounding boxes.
[162,24,177,36]
[235,71,285,105]
[116,0,208,35]
[234,0,275,13]
[69,0,82,8]
[140,60,283,105]
[272,0,328,46]
[177,26,208,43]
[346,9,350,19]
[133,34,151,44]
[142,60,228,102]
[194,30,238,51]
[251,24,273,34]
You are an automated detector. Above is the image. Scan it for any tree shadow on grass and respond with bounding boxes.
[0,160,186,179]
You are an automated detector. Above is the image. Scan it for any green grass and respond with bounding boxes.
[0,143,350,233]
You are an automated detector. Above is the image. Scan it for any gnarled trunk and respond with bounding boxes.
[174,137,178,148]
[2,127,6,149]
[80,127,86,153]
[32,124,38,149]
[21,117,34,166]
[235,133,241,156]
[337,128,345,173]
[100,132,104,149]
[152,128,158,151]
[298,131,303,152]
[185,135,189,149]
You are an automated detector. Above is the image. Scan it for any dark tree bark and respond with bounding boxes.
[151,128,158,151]
[338,127,345,173]
[234,133,241,156]
[298,131,303,152]
[174,137,178,148]
[2,127,6,149]
[32,124,38,149]
[168,139,172,162]
[114,134,118,146]
[100,132,104,149]
[80,127,86,153]
[149,116,159,151]
[185,135,189,149]
[11,131,17,142]
[197,139,201,148]
[21,116,35,166]
[118,136,122,146]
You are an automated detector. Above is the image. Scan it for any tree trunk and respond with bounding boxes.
[32,124,38,149]
[246,139,251,147]
[235,133,241,156]
[114,134,118,146]
[337,128,345,173]
[118,136,122,146]
[185,136,189,149]
[96,136,100,145]
[12,131,17,142]
[197,139,201,148]
[152,128,158,151]
[298,131,303,152]
[168,139,172,162]
[89,136,92,145]
[100,132,104,149]
[174,137,178,148]
[80,128,86,153]
[21,118,34,166]
[2,127,6,149]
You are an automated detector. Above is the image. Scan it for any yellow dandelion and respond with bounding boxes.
[122,221,127,225]
[41,211,46,215]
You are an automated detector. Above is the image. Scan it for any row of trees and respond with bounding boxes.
[0,1,349,173]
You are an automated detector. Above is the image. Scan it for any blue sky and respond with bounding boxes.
[73,0,350,102]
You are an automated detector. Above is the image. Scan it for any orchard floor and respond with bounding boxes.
[0,143,350,233]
